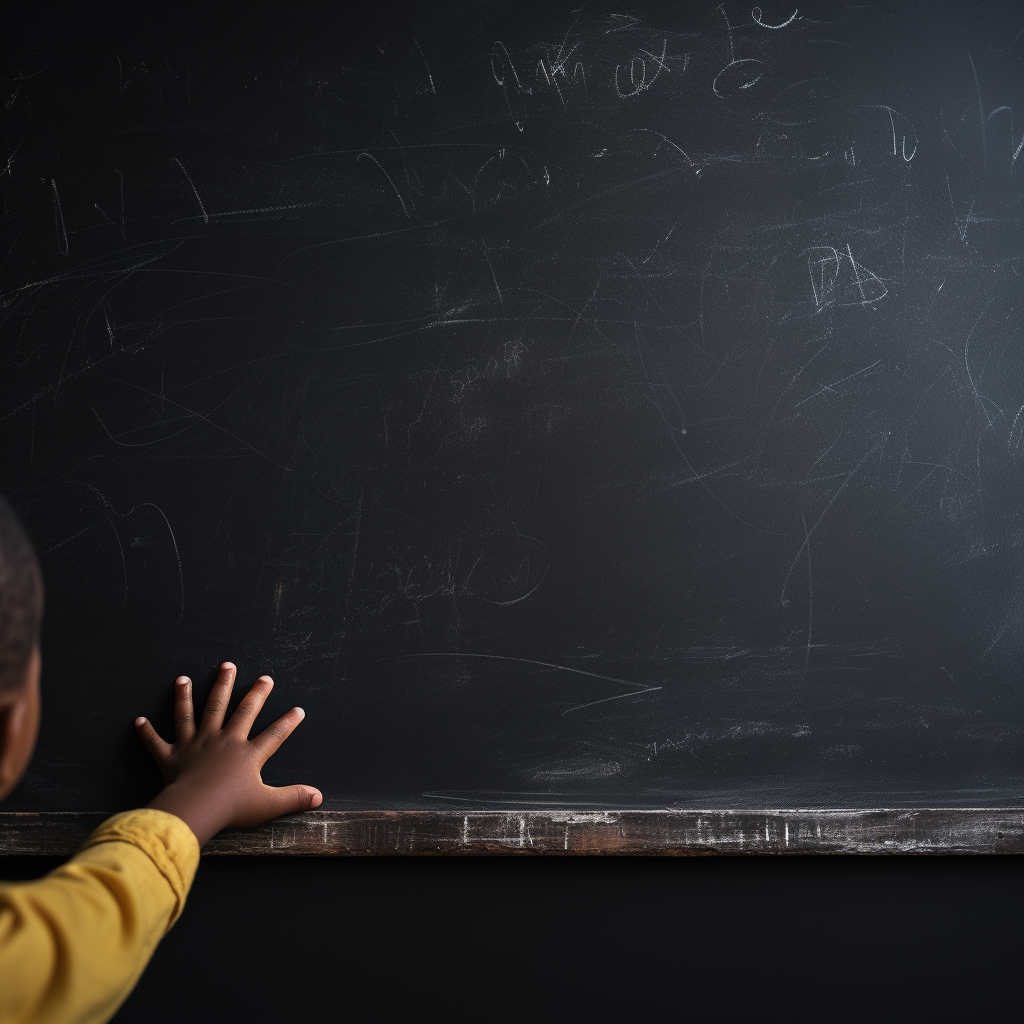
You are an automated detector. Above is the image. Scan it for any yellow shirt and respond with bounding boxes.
[0,809,199,1024]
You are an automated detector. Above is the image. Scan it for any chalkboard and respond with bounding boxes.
[1,1,1021,820]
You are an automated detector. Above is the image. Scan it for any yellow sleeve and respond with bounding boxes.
[0,808,200,1024]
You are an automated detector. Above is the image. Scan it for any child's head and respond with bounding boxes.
[0,493,43,801]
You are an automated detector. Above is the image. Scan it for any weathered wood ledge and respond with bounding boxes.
[1,809,1022,855]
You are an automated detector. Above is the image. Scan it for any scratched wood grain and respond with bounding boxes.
[1,810,1022,856]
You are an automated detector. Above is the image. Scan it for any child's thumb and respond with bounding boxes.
[270,784,323,816]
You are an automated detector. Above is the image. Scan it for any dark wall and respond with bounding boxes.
[1,2,1021,812]
[1,854,1019,1019]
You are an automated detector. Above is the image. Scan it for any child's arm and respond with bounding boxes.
[0,809,198,1024]
[0,664,321,1024]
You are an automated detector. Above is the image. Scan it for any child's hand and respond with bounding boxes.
[135,662,322,846]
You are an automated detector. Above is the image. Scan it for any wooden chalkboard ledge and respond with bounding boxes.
[1,809,1022,855]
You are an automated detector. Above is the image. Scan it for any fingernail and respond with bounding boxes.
[258,675,274,685]
[294,707,305,720]
[221,662,236,671]
[176,677,190,686]
[135,717,147,726]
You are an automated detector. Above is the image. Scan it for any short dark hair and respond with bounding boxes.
[0,493,43,694]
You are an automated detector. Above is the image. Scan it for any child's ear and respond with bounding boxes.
[0,646,41,802]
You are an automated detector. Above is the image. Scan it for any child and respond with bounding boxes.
[0,493,322,1024]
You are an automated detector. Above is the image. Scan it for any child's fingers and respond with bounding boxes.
[135,717,172,761]
[264,783,323,818]
[200,662,237,732]
[251,706,306,762]
[227,675,274,736]
[174,677,195,742]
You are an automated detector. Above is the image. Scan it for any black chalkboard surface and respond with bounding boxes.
[1,1,1021,819]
